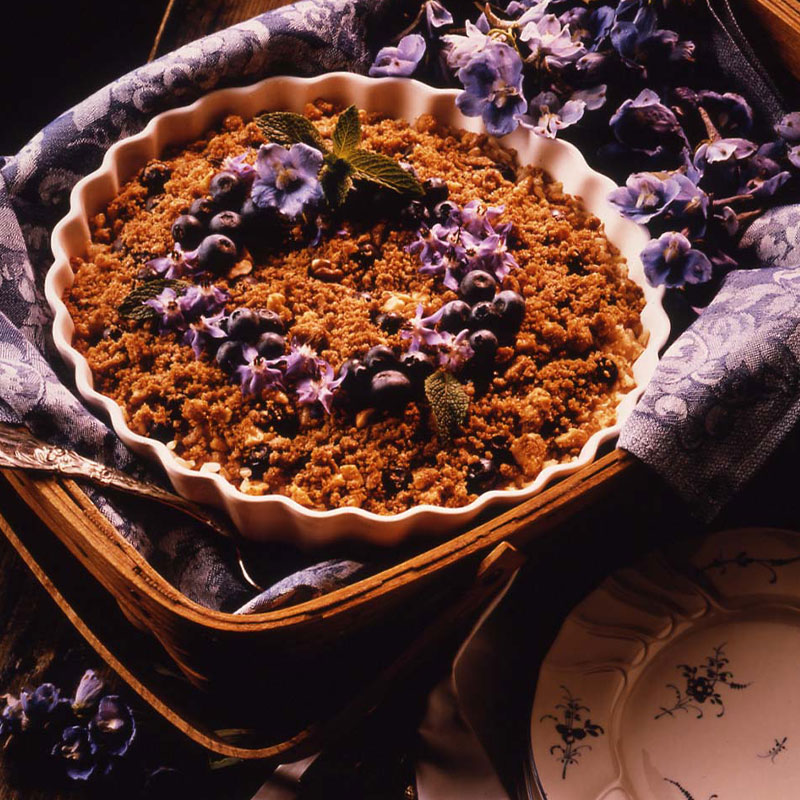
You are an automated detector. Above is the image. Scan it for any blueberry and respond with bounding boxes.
[244,446,271,479]
[338,358,371,404]
[460,270,497,305]
[255,332,285,360]
[375,313,404,335]
[364,345,398,373]
[370,370,413,411]
[209,171,246,208]
[256,309,285,334]
[492,290,525,332]
[422,177,449,207]
[227,308,262,342]
[469,329,499,360]
[432,200,460,224]
[215,340,243,371]
[466,458,498,493]
[196,234,238,274]
[145,194,164,212]
[399,161,419,179]
[382,465,411,495]
[488,434,514,465]
[468,301,502,332]
[594,357,618,384]
[171,214,205,249]
[188,197,217,223]
[353,242,379,267]
[209,210,244,243]
[140,161,171,194]
[399,200,429,228]
[400,351,435,385]
[438,300,471,334]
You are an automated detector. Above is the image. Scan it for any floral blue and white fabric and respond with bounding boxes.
[0,0,408,611]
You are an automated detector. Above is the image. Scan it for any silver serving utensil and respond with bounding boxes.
[0,423,236,543]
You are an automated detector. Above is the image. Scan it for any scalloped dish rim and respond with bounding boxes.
[45,72,669,545]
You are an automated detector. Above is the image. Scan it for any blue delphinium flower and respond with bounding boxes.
[236,346,284,396]
[401,304,443,352]
[295,362,343,415]
[775,111,800,143]
[146,243,198,280]
[518,86,607,139]
[520,15,585,69]
[0,694,23,736]
[71,670,104,717]
[144,288,187,331]
[369,34,426,78]
[608,172,682,223]
[443,20,493,70]
[668,173,710,234]
[560,5,615,51]
[89,696,136,759]
[436,329,474,371]
[641,231,713,288]
[737,144,791,198]
[455,42,527,136]
[425,0,453,32]
[251,143,323,219]
[788,146,800,171]
[178,284,229,317]
[610,89,686,158]
[696,91,753,137]
[183,312,227,358]
[20,683,62,730]
[52,726,98,781]
[693,137,757,171]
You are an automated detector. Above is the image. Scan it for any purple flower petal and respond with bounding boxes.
[369,34,426,77]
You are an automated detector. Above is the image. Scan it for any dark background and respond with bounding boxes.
[0,2,168,154]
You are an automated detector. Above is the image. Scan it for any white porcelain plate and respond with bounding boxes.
[530,528,800,799]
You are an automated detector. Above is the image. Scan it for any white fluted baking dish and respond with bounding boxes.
[46,72,669,546]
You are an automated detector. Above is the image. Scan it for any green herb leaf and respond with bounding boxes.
[118,278,190,321]
[321,154,354,209]
[349,149,424,197]
[254,111,328,151]
[424,369,470,446]
[332,105,362,158]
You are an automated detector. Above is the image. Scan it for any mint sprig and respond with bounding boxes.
[254,105,424,208]
[118,278,189,321]
[424,369,470,446]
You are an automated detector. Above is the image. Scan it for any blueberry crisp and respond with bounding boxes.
[66,101,645,514]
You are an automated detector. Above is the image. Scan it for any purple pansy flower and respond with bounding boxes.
[295,362,343,415]
[251,143,323,219]
[520,15,585,69]
[146,243,198,280]
[183,312,227,358]
[369,33,426,78]
[88,696,136,758]
[455,42,527,137]
[283,341,322,382]
[776,112,800,143]
[178,284,229,317]
[436,329,474,372]
[401,304,443,352]
[222,153,256,179]
[52,726,98,781]
[610,89,687,157]
[641,231,713,288]
[144,288,187,331]
[236,346,283,396]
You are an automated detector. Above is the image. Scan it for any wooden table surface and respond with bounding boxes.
[1,2,799,799]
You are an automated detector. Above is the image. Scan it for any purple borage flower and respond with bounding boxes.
[145,287,187,331]
[641,231,713,288]
[520,15,585,69]
[455,42,527,137]
[251,143,323,219]
[436,329,474,372]
[369,33,426,78]
[52,726,98,781]
[178,283,229,316]
[518,86,606,139]
[401,304,443,352]
[284,341,324,382]
[610,89,687,158]
[460,200,507,236]
[236,346,283,396]
[295,361,344,415]
[462,229,518,282]
[146,242,198,280]
[183,311,227,358]
[222,153,256,179]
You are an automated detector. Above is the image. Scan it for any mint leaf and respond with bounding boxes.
[255,111,327,151]
[332,105,361,158]
[118,278,190,321]
[349,150,424,197]
[424,369,470,446]
[321,155,354,209]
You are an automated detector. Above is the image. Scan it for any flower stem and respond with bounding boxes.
[391,2,426,43]
[712,193,755,207]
